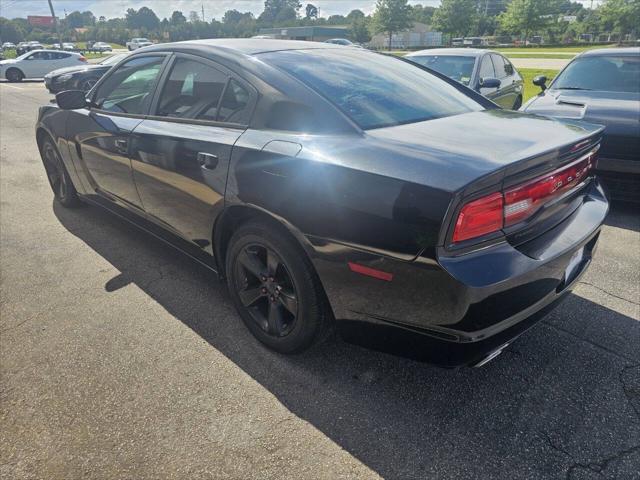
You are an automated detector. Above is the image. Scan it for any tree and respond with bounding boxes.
[372,0,413,50]
[351,16,371,43]
[305,4,318,19]
[259,0,301,24]
[410,4,436,25]
[599,0,640,39]
[0,18,23,43]
[170,11,187,25]
[66,10,94,28]
[498,0,559,44]
[126,7,160,31]
[346,9,366,21]
[327,14,346,25]
[432,0,478,37]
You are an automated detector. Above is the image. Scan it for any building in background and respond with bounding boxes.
[368,23,444,50]
[257,26,349,42]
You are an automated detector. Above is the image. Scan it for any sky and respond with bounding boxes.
[0,0,601,21]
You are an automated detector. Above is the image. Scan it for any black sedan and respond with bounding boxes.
[36,40,607,367]
[44,53,128,93]
[406,48,524,110]
[523,47,640,203]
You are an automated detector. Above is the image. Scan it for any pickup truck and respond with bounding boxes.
[126,38,153,51]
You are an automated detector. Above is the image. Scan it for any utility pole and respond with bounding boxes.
[202,3,205,22]
[47,0,64,48]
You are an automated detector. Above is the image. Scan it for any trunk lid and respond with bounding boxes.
[366,109,604,250]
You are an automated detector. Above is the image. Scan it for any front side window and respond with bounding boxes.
[156,58,227,120]
[94,56,164,115]
[261,49,483,130]
[479,55,495,79]
[553,55,640,93]
[28,51,53,60]
[407,55,476,85]
[490,54,509,79]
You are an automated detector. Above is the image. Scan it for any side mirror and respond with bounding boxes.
[533,75,548,91]
[56,90,89,110]
[480,77,501,89]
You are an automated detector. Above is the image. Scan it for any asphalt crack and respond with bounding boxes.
[565,444,640,480]
[578,281,640,307]
[620,365,640,420]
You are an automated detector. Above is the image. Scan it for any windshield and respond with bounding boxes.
[407,55,476,85]
[100,53,127,65]
[553,55,640,93]
[261,49,483,130]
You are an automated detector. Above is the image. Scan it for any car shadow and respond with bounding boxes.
[605,202,640,232]
[53,201,640,479]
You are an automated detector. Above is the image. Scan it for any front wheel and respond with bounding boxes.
[41,137,81,207]
[226,221,329,353]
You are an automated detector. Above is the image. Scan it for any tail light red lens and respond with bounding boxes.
[504,150,596,226]
[452,147,597,244]
[452,192,504,243]
[79,56,87,62]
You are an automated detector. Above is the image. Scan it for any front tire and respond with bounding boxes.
[41,137,81,208]
[226,220,329,353]
[5,68,24,82]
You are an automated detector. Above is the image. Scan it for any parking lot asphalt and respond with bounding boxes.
[0,81,638,480]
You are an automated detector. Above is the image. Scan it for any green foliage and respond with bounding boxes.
[599,0,640,36]
[305,4,318,19]
[410,4,436,25]
[498,0,559,42]
[351,17,371,43]
[432,0,478,37]
[372,0,413,49]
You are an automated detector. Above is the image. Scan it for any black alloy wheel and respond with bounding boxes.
[234,243,298,338]
[41,138,80,207]
[226,221,329,353]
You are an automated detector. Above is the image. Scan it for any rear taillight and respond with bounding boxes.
[504,149,596,226]
[78,56,87,62]
[453,192,504,243]
[452,147,598,244]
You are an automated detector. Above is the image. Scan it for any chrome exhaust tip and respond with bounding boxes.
[472,344,509,368]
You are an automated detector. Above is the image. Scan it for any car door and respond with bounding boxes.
[129,53,256,248]
[21,51,52,77]
[491,53,520,109]
[65,54,168,209]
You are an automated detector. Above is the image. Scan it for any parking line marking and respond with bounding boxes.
[1,84,24,90]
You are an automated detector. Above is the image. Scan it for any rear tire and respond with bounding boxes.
[226,220,329,353]
[41,137,81,208]
[5,68,23,83]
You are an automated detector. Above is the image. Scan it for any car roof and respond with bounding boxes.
[142,38,346,57]
[27,49,78,54]
[406,48,490,57]
[579,47,640,57]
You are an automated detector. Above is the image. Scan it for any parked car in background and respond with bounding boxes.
[37,39,607,367]
[92,42,113,53]
[2,42,16,50]
[45,53,128,93]
[0,50,87,82]
[406,48,524,110]
[126,38,152,51]
[16,42,30,55]
[62,43,76,51]
[324,38,362,47]
[28,41,43,50]
[523,47,640,203]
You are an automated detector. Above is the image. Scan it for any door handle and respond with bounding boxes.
[197,152,218,170]
[114,138,128,154]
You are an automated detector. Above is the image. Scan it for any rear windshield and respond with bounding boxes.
[406,55,476,85]
[260,49,483,130]
[553,55,640,93]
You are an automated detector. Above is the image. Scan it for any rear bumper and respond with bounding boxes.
[311,179,608,367]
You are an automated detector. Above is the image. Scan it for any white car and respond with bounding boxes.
[92,42,112,52]
[62,43,76,51]
[126,38,152,51]
[0,50,87,82]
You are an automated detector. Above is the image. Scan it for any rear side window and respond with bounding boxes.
[94,56,164,115]
[261,49,482,130]
[156,58,227,120]
[54,52,71,59]
[217,79,251,124]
